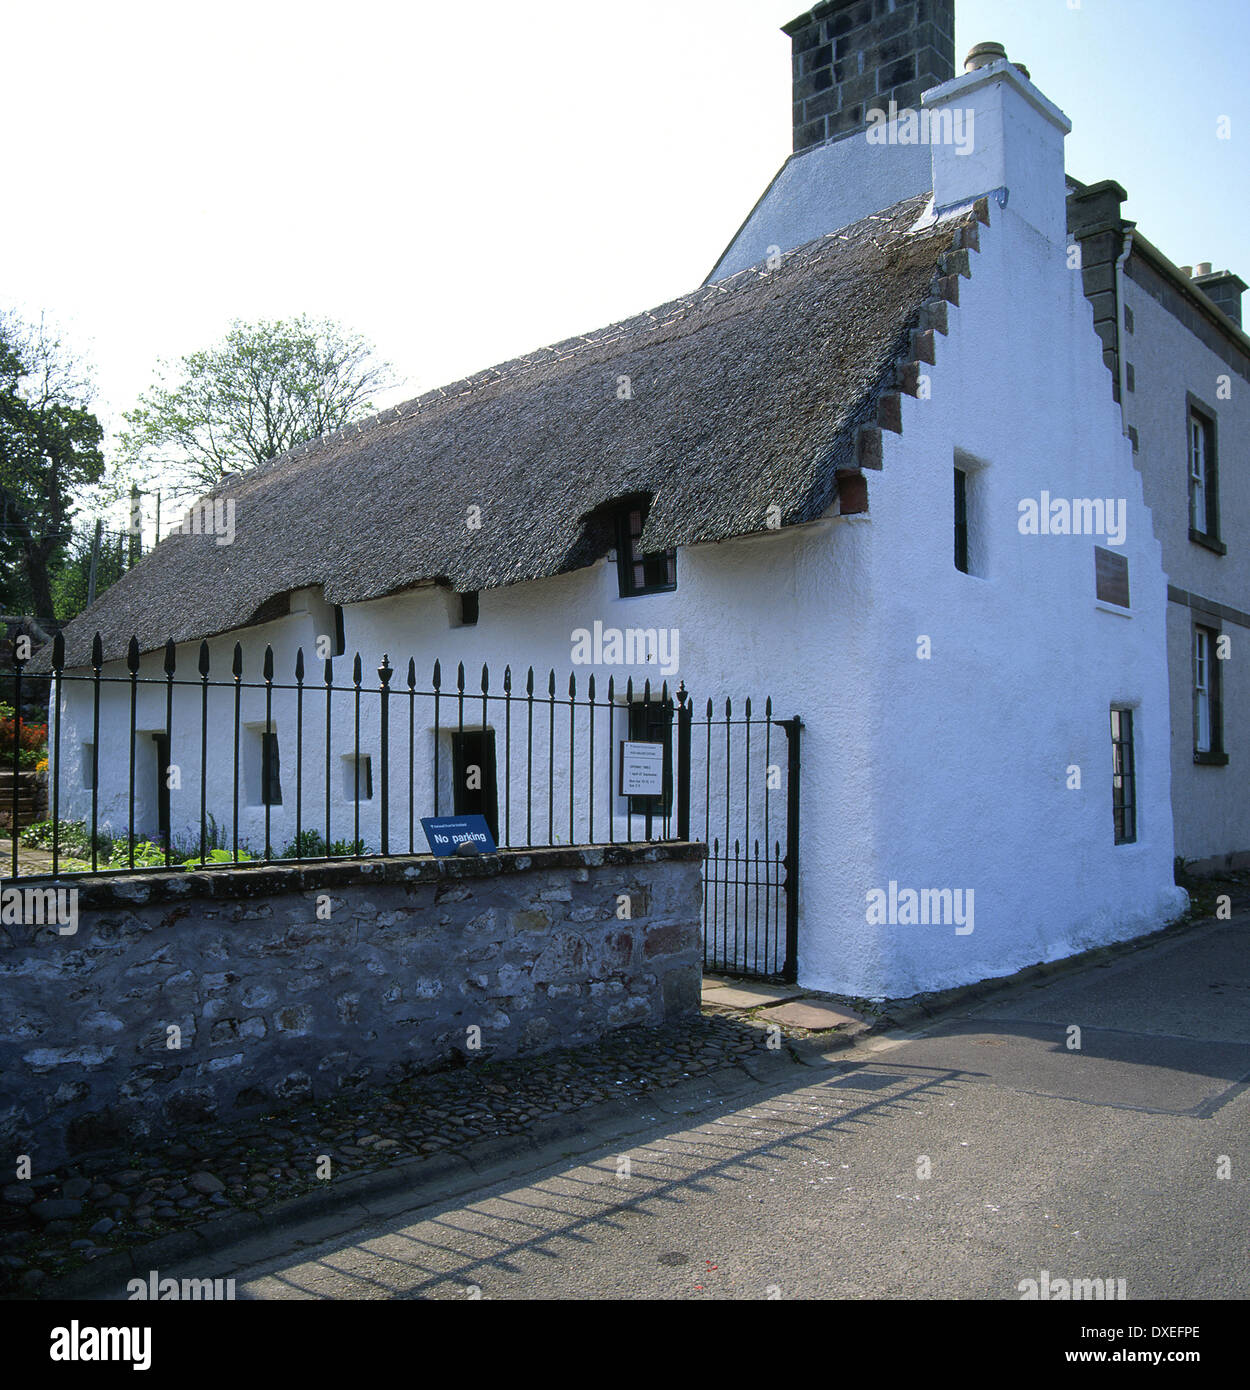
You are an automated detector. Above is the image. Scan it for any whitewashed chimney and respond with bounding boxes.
[922,47,1072,245]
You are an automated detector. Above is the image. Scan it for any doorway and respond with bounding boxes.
[451,729,499,842]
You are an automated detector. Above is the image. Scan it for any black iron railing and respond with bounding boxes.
[8,633,694,877]
[6,631,800,980]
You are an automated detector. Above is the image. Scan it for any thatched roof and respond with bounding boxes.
[48,192,976,670]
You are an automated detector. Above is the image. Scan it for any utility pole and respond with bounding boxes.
[128,483,141,568]
[86,518,102,607]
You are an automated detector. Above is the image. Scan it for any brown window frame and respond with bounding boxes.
[615,504,676,598]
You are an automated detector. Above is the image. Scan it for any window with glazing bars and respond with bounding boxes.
[616,505,676,597]
[1193,625,1226,762]
[1188,407,1219,541]
[1111,707,1136,845]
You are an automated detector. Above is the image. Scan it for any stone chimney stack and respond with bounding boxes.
[1190,268,1247,328]
[784,0,955,154]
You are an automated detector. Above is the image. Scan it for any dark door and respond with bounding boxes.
[452,730,499,842]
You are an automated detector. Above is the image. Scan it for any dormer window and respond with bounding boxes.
[615,503,676,597]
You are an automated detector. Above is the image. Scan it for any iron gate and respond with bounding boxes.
[677,695,801,983]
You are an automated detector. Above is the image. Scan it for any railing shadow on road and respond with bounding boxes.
[235,1061,974,1300]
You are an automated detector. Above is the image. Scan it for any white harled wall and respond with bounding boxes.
[845,203,1185,998]
[708,130,930,282]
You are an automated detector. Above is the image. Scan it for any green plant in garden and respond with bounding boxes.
[20,817,112,858]
[279,829,328,859]
[111,839,174,868]
[18,816,256,871]
[183,847,253,867]
[279,830,371,858]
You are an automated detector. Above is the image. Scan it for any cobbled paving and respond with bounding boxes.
[0,1010,787,1296]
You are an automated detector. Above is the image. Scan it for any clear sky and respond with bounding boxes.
[3,0,1247,445]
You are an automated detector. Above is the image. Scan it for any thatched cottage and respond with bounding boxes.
[38,2,1189,998]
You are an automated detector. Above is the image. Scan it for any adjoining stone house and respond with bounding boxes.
[1068,183,1250,874]
[37,0,1188,1000]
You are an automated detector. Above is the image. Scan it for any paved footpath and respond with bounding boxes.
[87,913,1250,1300]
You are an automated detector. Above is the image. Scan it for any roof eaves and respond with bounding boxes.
[1130,231,1250,358]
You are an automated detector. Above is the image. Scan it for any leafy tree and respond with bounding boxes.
[50,524,129,621]
[120,316,393,494]
[0,311,105,624]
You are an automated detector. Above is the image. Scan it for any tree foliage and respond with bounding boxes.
[0,311,105,624]
[120,316,393,494]
[50,526,130,621]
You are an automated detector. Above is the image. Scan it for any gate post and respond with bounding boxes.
[780,715,802,983]
[676,683,692,841]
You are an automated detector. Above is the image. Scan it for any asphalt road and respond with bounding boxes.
[125,915,1250,1300]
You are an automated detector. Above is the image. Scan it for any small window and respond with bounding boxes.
[333,605,346,657]
[1124,305,1134,334]
[1193,625,1227,764]
[625,700,673,817]
[260,731,282,806]
[1095,546,1130,608]
[244,725,282,806]
[1188,404,1221,546]
[1125,362,1135,393]
[953,467,969,573]
[616,504,676,597]
[342,754,372,802]
[81,743,95,791]
[952,451,987,576]
[1111,707,1136,845]
[460,591,479,626]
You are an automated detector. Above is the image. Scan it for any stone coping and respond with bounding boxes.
[11,841,707,911]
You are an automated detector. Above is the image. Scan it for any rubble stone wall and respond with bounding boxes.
[0,844,705,1163]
